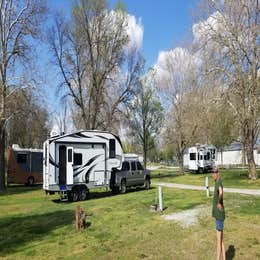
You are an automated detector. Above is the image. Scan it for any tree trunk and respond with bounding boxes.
[245,125,257,179]
[177,153,184,175]
[143,135,147,169]
[241,142,246,167]
[0,120,6,192]
[246,141,257,180]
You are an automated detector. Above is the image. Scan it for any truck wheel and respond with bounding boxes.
[27,177,34,186]
[120,179,126,194]
[68,190,78,202]
[144,178,150,190]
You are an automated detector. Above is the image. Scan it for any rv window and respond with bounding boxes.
[190,153,196,160]
[17,154,27,164]
[74,153,82,166]
[137,161,143,170]
[31,152,43,173]
[68,149,72,163]
[109,139,116,158]
[122,161,130,171]
[131,161,136,171]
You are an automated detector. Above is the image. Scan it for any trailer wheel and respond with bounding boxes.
[120,179,126,194]
[68,190,78,202]
[198,168,204,174]
[27,177,34,186]
[111,187,119,194]
[144,177,150,190]
[79,187,89,201]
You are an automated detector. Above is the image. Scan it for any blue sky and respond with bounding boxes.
[43,0,197,114]
[47,0,196,68]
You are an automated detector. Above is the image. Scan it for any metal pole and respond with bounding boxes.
[205,176,209,197]
[158,185,163,212]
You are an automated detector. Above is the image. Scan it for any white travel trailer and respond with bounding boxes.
[43,130,124,201]
[183,144,217,173]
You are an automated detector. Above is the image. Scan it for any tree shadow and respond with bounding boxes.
[0,210,74,256]
[151,173,180,179]
[0,184,42,197]
[226,245,236,260]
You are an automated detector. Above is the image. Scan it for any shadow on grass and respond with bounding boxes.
[0,184,42,197]
[0,210,74,256]
[226,245,235,260]
[151,173,180,179]
[52,186,156,203]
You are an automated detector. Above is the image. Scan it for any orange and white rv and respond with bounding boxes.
[7,144,43,185]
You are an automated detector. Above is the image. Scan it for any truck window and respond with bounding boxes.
[131,161,136,171]
[137,161,143,170]
[122,161,130,171]
[17,154,27,164]
[74,153,82,165]
[189,153,196,160]
[109,139,116,158]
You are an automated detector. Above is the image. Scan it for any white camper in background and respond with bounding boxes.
[43,130,124,201]
[183,144,217,173]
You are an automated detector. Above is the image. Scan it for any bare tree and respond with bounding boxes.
[0,0,47,192]
[194,0,260,179]
[156,47,201,174]
[48,0,141,132]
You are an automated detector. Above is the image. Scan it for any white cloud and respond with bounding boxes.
[154,47,198,85]
[192,12,223,43]
[126,14,143,51]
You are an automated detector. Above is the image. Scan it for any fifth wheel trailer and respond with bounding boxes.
[43,130,124,201]
[183,144,217,173]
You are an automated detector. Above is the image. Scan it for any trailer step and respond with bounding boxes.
[60,190,68,201]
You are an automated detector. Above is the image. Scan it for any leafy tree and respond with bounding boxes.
[6,89,49,148]
[126,71,164,168]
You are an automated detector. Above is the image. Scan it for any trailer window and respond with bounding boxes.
[17,154,27,164]
[109,139,116,158]
[190,153,196,160]
[131,161,136,171]
[122,161,130,171]
[68,149,72,163]
[137,161,143,170]
[74,153,82,165]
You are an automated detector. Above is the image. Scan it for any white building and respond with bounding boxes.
[215,141,260,166]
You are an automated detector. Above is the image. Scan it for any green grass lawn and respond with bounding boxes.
[0,184,260,259]
[151,168,260,189]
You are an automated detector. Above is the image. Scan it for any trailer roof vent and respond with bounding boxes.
[50,130,59,137]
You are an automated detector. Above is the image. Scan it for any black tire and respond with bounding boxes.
[144,177,150,190]
[198,168,204,174]
[79,187,89,201]
[120,179,126,194]
[111,186,119,194]
[27,177,34,186]
[68,190,78,202]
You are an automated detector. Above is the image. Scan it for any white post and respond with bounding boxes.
[205,176,209,197]
[158,186,163,212]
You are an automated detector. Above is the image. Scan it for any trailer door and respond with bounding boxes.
[67,147,74,185]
